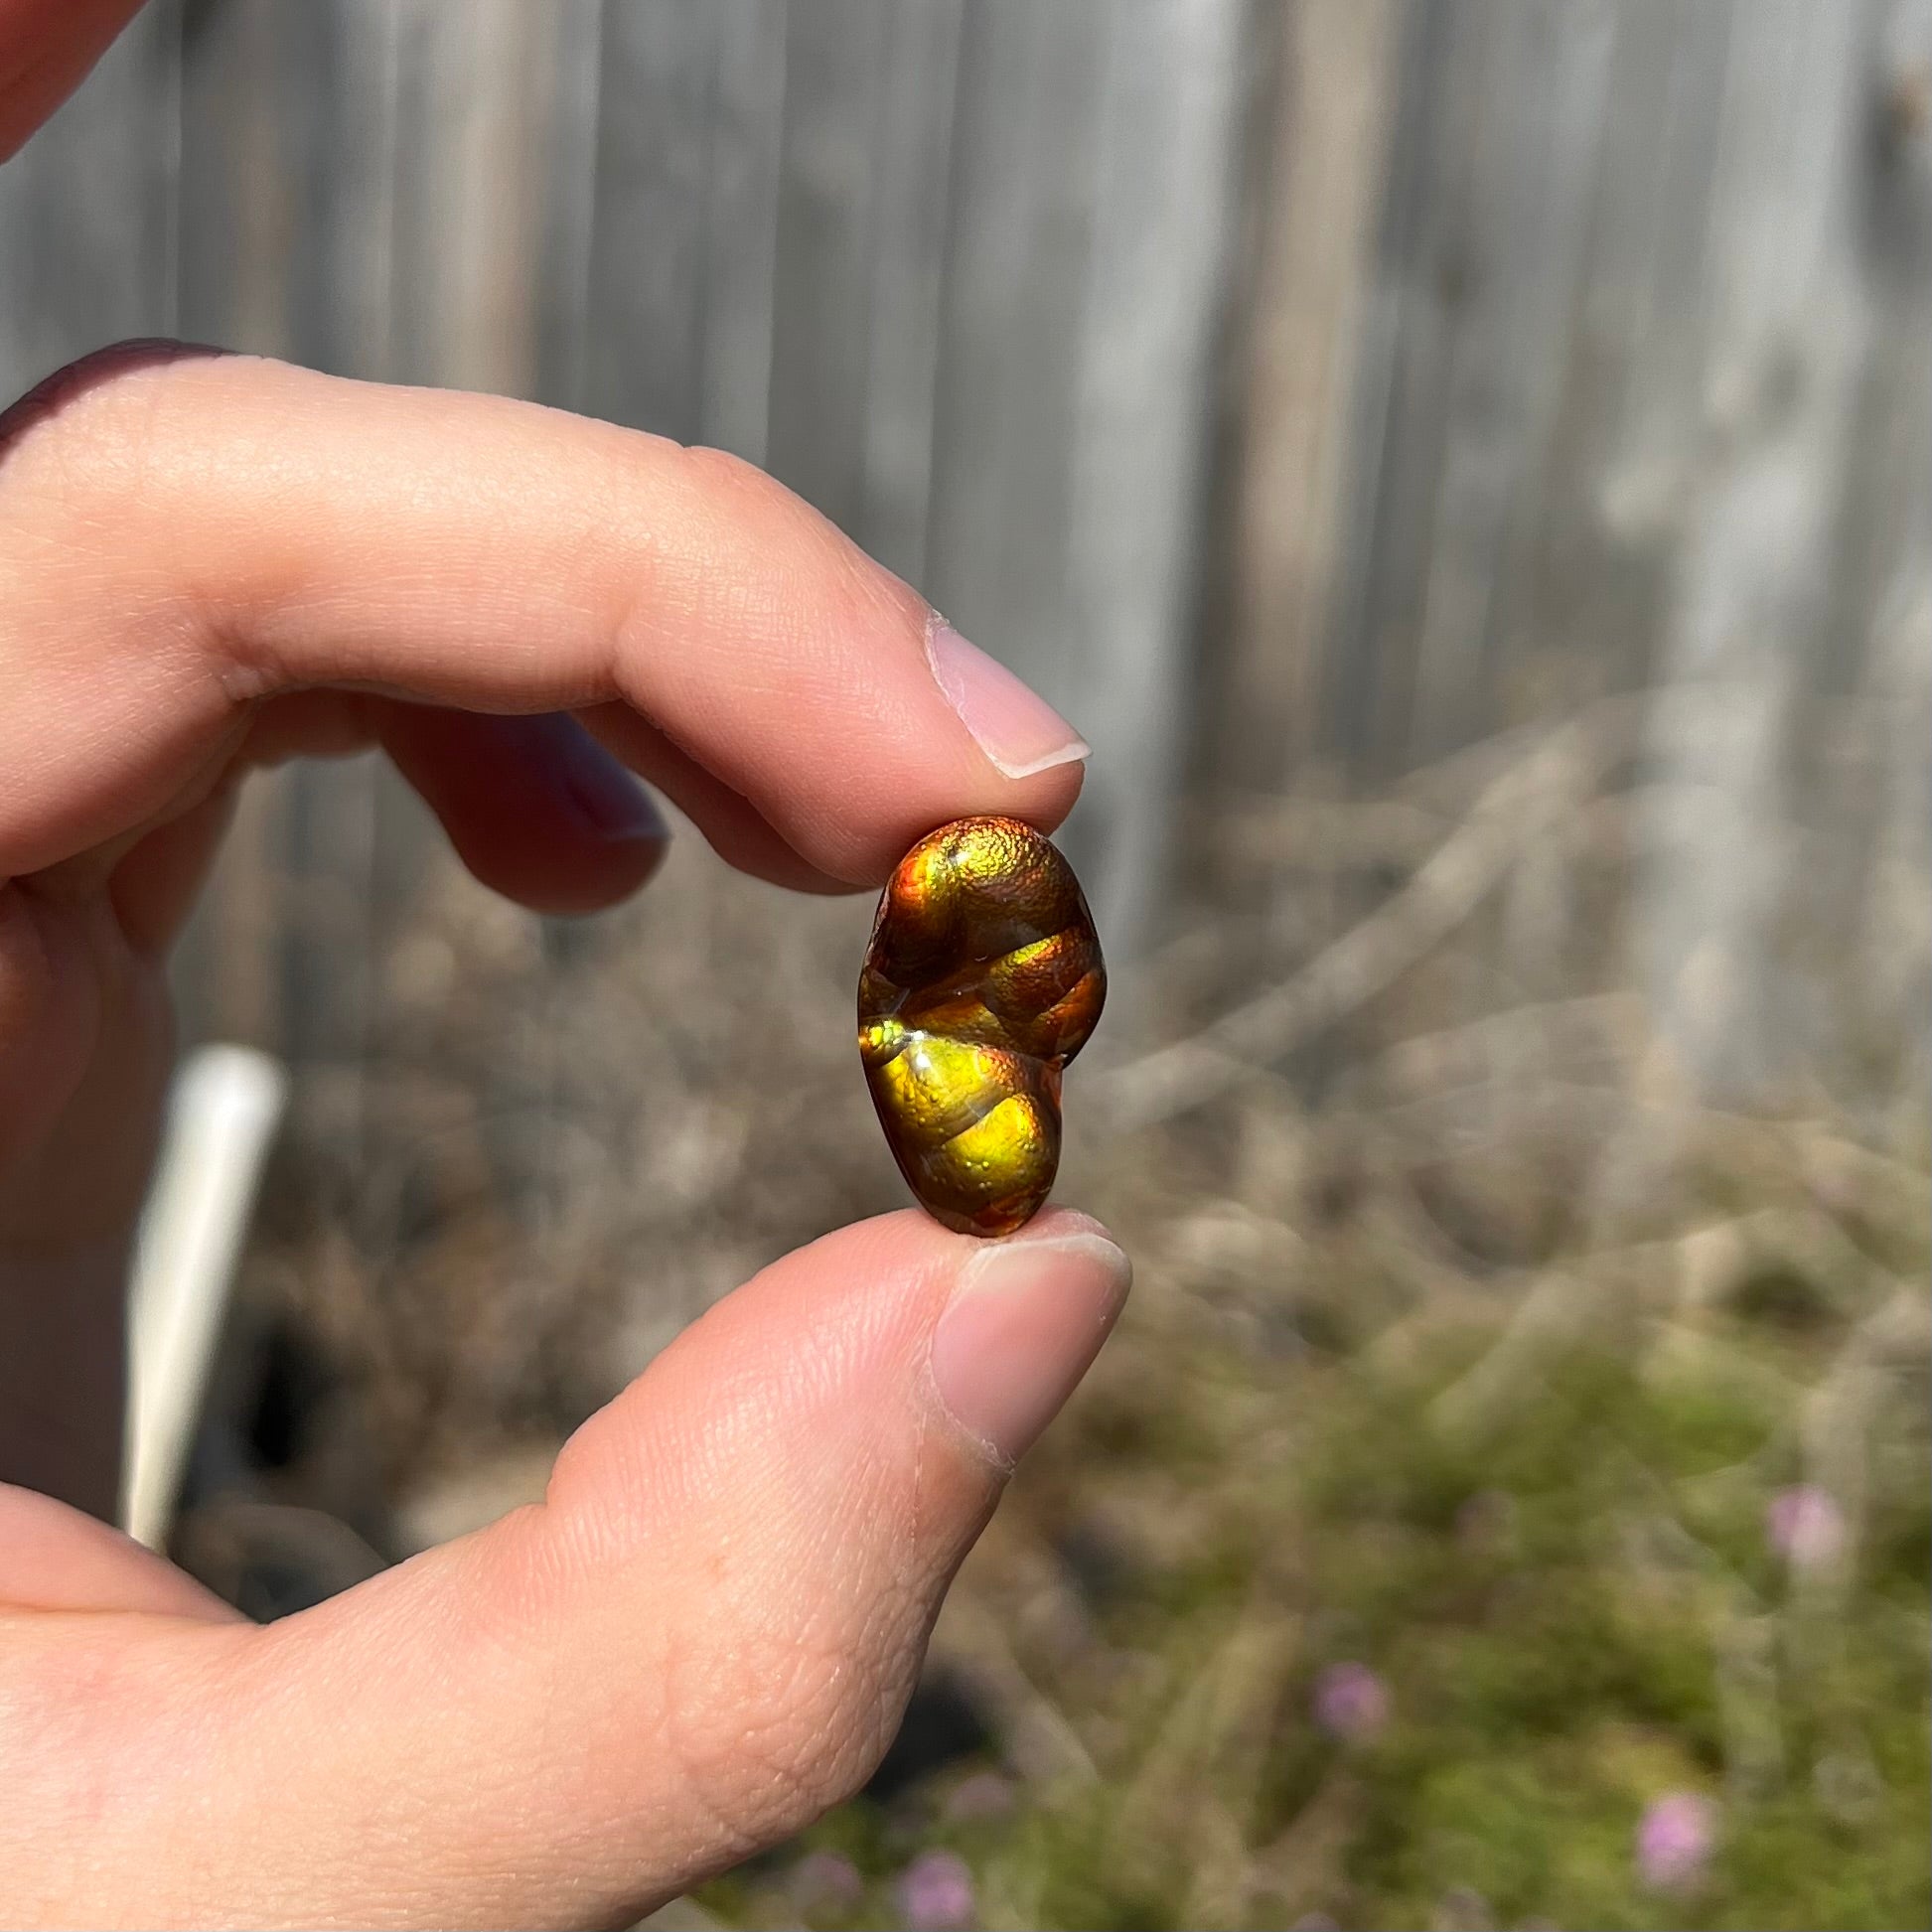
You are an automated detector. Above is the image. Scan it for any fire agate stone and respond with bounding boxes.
[858,817,1106,1236]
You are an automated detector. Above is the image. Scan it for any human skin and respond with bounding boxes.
[0,11,1128,1923]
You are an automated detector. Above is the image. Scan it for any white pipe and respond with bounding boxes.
[121,1045,289,1552]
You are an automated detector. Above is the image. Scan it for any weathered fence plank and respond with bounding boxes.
[1061,0,1247,952]
[1514,0,1734,704]
[1406,0,1615,763]
[925,0,1111,700]
[1213,0,1398,801]
[1635,0,1907,1097]
[1323,0,1496,781]
[853,0,964,587]
[766,0,892,534]
[694,0,788,463]
[582,0,716,445]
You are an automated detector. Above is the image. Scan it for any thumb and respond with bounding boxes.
[11,1208,1128,1928]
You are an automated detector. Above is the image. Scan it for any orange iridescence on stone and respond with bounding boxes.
[858,816,1106,1237]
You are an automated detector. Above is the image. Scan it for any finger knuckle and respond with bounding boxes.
[673,441,916,622]
[673,441,789,515]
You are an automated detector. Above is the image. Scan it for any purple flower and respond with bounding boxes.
[1313,1662,1390,1741]
[1635,1792,1716,1890]
[1767,1485,1846,1568]
[788,1850,864,1917]
[897,1850,976,1932]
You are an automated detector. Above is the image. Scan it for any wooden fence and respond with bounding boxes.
[2,0,1927,1094]
[1208,0,1931,1094]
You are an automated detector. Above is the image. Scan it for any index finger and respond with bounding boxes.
[0,350,1087,884]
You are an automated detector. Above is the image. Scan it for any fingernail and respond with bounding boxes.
[560,739,669,845]
[926,617,1090,780]
[930,1227,1131,1466]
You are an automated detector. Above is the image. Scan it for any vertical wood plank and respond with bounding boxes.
[177,0,294,357]
[1822,0,1932,694]
[1635,0,1879,1094]
[1812,0,1932,1071]
[389,0,558,396]
[581,0,715,442]
[854,0,965,585]
[1210,0,1399,800]
[735,0,962,579]
[575,1,792,464]
[925,0,1111,696]
[1406,0,1616,761]
[765,0,890,529]
[532,0,607,413]
[274,1,399,378]
[1061,0,1248,956]
[1322,0,1496,780]
[695,0,788,463]
[1517,0,1734,702]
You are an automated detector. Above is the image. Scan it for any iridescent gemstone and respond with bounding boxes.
[858,817,1105,1236]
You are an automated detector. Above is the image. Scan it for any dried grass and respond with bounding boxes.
[188,698,1929,1926]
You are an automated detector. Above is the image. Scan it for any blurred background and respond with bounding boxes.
[4,2,1929,1927]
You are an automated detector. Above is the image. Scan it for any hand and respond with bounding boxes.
[0,27,1128,1917]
